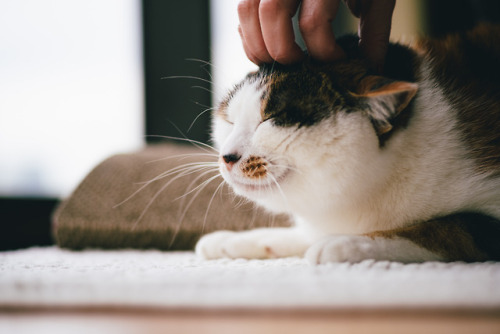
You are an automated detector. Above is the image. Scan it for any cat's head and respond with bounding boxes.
[213,55,418,213]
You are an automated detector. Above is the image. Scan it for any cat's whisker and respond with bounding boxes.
[185,58,216,81]
[201,179,227,234]
[163,59,228,104]
[233,194,250,209]
[190,85,213,94]
[156,161,217,174]
[165,119,213,153]
[188,106,216,133]
[246,202,259,229]
[174,168,221,220]
[267,171,292,213]
[167,121,218,154]
[145,152,218,164]
[160,71,220,102]
[173,175,225,243]
[185,57,215,68]
[192,100,215,110]
[161,165,218,184]
[268,207,276,228]
[174,169,221,201]
[161,75,213,86]
[145,135,218,153]
[176,171,222,216]
[130,169,191,230]
[112,163,205,208]
[116,160,215,216]
[169,174,224,248]
[114,181,151,209]
[137,162,218,186]
[130,161,220,230]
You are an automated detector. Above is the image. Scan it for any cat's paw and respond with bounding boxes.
[195,228,311,260]
[305,235,378,264]
[305,235,443,264]
[195,230,237,259]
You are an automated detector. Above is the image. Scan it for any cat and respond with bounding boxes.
[195,24,500,263]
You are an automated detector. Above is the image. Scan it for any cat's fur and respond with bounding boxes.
[196,25,500,263]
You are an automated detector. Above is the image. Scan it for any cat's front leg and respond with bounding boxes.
[306,234,444,264]
[306,213,500,264]
[196,227,315,260]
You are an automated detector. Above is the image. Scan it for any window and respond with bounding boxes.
[0,0,144,198]
[0,0,143,250]
[210,0,258,106]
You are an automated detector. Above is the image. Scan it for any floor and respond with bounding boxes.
[1,308,500,334]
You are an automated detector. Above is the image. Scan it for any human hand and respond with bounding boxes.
[237,0,396,71]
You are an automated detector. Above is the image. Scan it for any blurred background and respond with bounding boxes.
[1,0,498,250]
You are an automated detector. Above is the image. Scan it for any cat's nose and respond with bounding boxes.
[222,153,241,169]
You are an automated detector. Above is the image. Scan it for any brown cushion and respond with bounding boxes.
[52,143,289,250]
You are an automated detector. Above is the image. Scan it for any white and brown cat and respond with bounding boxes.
[196,25,500,263]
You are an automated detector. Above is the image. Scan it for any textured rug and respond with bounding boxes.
[1,247,500,311]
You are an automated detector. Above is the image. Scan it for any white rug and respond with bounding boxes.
[1,247,500,311]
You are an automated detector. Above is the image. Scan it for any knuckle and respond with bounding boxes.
[298,14,322,35]
[237,0,258,17]
[258,0,283,17]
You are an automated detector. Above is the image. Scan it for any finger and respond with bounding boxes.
[238,25,271,65]
[357,0,395,72]
[238,0,274,64]
[299,0,345,62]
[258,0,304,64]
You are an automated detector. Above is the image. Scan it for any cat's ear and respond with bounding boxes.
[355,76,418,135]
